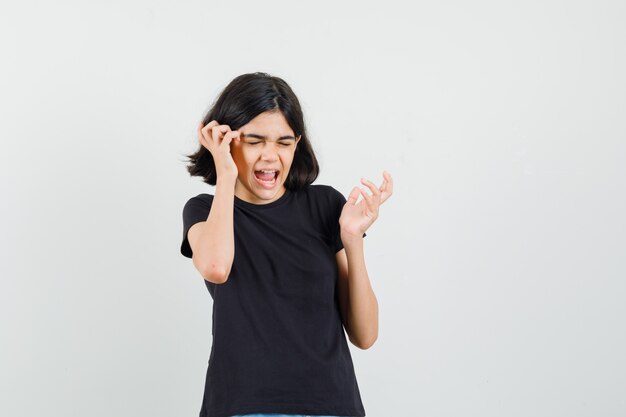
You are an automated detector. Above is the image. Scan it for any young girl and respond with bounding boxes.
[180,72,393,417]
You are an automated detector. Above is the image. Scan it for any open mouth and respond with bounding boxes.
[254,170,279,187]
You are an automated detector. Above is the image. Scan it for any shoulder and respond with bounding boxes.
[306,184,345,202]
[182,193,214,217]
[303,184,346,214]
[184,193,214,206]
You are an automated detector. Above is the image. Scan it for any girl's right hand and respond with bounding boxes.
[197,120,240,181]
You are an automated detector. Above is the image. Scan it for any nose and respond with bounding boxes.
[260,142,280,161]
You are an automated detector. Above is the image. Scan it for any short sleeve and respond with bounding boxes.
[328,187,366,253]
[180,195,213,258]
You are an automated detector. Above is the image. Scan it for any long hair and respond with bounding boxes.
[183,72,319,189]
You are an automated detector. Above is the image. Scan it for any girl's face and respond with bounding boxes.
[231,110,301,205]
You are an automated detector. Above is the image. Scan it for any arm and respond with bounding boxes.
[187,177,236,284]
[336,239,379,350]
[335,171,393,349]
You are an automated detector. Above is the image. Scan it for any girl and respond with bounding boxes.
[180,72,393,417]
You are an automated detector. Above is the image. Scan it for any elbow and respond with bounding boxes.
[200,264,231,284]
[359,335,378,350]
[351,333,378,350]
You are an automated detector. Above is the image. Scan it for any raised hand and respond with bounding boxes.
[339,170,393,239]
[198,120,241,181]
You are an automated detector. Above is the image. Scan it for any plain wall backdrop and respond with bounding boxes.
[1,0,625,416]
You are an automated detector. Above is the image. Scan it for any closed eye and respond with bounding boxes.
[246,141,292,146]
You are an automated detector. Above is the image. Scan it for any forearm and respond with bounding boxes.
[196,177,236,282]
[343,235,379,349]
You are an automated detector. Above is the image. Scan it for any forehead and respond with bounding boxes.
[242,111,294,135]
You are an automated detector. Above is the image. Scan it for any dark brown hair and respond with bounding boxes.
[182,72,319,189]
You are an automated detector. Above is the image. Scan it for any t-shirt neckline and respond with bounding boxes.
[233,188,292,210]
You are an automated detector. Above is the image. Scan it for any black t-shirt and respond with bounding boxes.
[180,184,367,417]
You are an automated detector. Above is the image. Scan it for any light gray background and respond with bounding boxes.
[1,0,624,416]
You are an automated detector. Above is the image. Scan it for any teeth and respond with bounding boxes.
[254,169,277,185]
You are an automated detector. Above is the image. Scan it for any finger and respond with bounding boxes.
[347,187,361,205]
[360,177,381,199]
[222,130,240,147]
[198,122,207,145]
[383,171,393,190]
[380,171,393,203]
[378,179,388,202]
[199,120,219,137]
[198,121,217,148]
[200,122,223,144]
[198,120,217,129]
[209,124,231,138]
[203,120,219,129]
[209,124,231,143]
[359,187,374,207]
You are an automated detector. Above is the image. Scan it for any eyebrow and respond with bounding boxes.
[242,133,297,140]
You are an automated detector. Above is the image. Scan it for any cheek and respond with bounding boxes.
[280,149,296,161]
[232,147,254,168]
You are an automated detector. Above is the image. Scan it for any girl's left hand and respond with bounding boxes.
[339,170,393,239]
